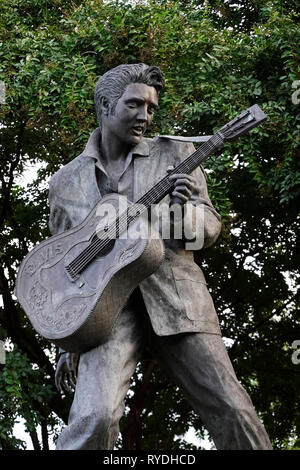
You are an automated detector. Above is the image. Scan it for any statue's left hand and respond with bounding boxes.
[168,173,197,205]
[55,352,79,394]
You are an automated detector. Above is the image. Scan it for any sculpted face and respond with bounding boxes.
[103,82,159,147]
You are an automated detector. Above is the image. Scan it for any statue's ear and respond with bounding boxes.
[100,97,110,117]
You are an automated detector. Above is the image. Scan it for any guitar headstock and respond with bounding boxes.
[219,104,267,141]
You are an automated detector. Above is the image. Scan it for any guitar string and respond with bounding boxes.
[71,110,259,275]
[68,145,210,274]
[68,136,221,275]
[68,205,149,275]
[68,202,152,275]
[68,137,219,275]
[67,138,217,275]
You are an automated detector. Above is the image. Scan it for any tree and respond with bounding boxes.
[0,0,299,449]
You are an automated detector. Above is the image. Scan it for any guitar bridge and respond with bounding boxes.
[65,264,79,282]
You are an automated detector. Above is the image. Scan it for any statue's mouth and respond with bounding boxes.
[132,125,145,136]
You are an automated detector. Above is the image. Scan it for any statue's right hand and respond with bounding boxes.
[55,352,79,394]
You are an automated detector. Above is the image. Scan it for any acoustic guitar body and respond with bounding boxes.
[16,105,267,353]
[15,194,164,353]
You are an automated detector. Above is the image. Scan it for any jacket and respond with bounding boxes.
[48,128,222,336]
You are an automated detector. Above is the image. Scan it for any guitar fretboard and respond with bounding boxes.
[66,132,224,279]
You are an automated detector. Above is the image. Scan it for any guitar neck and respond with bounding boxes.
[66,132,224,279]
[136,132,224,209]
[66,104,267,279]
[117,131,224,239]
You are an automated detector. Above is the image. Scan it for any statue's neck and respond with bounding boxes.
[100,126,132,164]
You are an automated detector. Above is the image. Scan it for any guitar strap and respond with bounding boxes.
[155,134,212,178]
[156,134,212,142]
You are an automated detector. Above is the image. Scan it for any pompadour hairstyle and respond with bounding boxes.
[94,63,165,125]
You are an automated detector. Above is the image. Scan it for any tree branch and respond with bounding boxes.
[0,120,25,228]
[29,427,41,450]
[230,289,300,358]
[122,360,157,450]
[155,406,190,450]
[41,419,49,450]
[0,266,69,423]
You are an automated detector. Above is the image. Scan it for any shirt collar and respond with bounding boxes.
[82,127,150,168]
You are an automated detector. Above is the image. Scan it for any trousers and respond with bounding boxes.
[56,290,272,450]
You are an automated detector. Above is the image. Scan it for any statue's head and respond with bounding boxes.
[94,63,165,127]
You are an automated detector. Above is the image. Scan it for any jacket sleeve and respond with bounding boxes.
[172,141,222,250]
[48,174,72,236]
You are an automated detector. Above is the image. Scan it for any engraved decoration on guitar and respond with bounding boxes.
[24,242,64,277]
[118,240,141,264]
[25,261,37,276]
[28,281,48,312]
[54,304,87,332]
[28,280,87,333]
[15,104,268,353]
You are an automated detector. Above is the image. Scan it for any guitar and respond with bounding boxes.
[15,104,267,353]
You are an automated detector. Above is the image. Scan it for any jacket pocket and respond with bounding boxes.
[171,265,216,321]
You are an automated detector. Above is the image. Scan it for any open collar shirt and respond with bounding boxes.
[84,128,150,202]
[48,127,222,336]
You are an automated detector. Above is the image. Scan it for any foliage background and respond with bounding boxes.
[0,0,299,450]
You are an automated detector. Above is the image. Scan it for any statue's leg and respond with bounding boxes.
[56,306,143,450]
[152,332,272,450]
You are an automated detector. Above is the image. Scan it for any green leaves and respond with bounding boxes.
[0,346,57,449]
[0,0,299,450]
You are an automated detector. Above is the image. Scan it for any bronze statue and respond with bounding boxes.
[48,64,272,450]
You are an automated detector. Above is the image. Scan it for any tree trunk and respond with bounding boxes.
[29,427,41,450]
[41,420,49,450]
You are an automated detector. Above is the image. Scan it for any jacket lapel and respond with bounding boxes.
[77,156,101,210]
[77,131,157,207]
[76,128,102,210]
[133,138,160,202]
